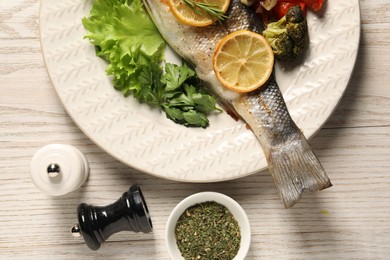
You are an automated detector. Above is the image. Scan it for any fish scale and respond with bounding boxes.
[143,0,331,207]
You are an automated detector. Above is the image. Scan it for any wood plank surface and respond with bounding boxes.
[1,0,390,259]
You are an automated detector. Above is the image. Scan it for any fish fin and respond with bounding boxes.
[268,132,332,208]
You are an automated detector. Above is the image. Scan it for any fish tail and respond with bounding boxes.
[268,132,332,208]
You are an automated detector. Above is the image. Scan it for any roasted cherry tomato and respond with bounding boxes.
[303,0,325,11]
[280,0,325,12]
[273,1,306,20]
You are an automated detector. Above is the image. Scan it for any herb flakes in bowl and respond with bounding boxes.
[166,192,251,260]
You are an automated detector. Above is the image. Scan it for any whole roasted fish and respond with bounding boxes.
[143,0,332,207]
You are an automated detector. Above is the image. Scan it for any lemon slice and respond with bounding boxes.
[213,30,274,93]
[167,0,230,27]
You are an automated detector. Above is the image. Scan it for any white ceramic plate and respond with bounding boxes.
[39,0,360,182]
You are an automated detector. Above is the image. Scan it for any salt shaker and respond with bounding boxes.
[30,144,89,196]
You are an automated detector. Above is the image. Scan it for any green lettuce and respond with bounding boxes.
[82,0,220,127]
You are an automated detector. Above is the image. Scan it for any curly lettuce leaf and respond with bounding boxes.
[82,0,164,60]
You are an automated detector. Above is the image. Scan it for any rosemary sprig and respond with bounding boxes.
[181,0,228,22]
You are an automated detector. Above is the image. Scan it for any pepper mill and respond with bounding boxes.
[30,144,89,196]
[71,185,153,250]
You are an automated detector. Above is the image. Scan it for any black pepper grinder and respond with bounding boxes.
[71,185,153,250]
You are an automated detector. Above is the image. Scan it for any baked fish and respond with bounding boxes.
[143,0,332,207]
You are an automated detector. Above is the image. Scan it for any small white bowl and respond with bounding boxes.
[165,192,251,260]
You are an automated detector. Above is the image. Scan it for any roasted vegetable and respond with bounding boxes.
[290,0,325,12]
[262,5,308,61]
[272,1,306,20]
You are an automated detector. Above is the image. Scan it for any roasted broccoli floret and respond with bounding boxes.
[262,5,308,61]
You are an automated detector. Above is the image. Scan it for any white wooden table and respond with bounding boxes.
[1,0,390,258]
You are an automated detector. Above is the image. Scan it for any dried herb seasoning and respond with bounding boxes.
[174,201,241,260]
